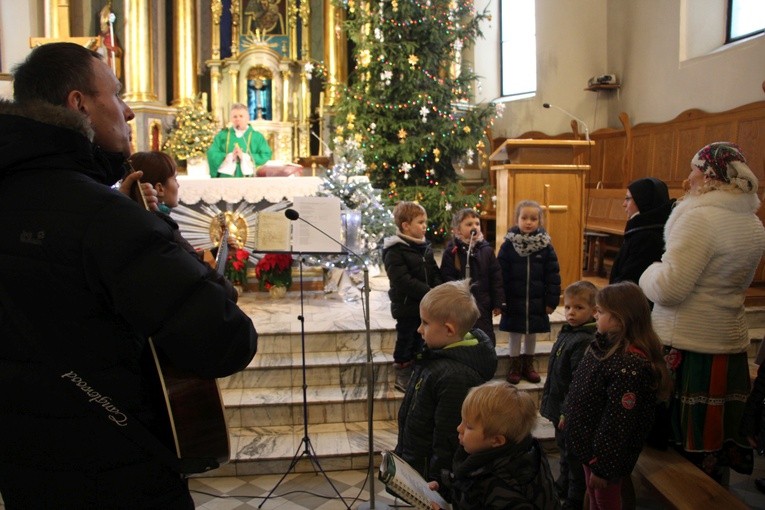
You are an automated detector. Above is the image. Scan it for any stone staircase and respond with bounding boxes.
[200,287,765,478]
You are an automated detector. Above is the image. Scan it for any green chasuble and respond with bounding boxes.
[206,126,272,178]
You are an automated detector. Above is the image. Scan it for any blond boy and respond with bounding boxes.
[394,280,497,485]
[430,380,560,509]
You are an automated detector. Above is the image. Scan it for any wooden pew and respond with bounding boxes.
[583,188,628,276]
[583,187,685,277]
[633,446,750,509]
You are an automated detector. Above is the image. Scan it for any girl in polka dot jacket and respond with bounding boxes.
[564,282,671,510]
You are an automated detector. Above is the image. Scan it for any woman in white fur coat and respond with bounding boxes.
[640,142,765,481]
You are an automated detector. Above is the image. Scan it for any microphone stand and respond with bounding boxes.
[259,253,351,510]
[465,231,476,281]
[286,212,389,510]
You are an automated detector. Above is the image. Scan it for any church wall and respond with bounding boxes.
[473,0,765,139]
[473,0,610,139]
[607,0,765,126]
[0,0,43,75]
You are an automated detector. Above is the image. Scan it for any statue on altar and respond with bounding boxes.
[97,2,123,79]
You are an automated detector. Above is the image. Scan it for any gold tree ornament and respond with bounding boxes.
[397,128,408,142]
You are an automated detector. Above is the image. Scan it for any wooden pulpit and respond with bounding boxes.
[490,139,593,290]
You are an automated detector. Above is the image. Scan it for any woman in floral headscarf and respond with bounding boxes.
[640,142,765,481]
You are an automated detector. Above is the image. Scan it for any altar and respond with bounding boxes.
[177,175,322,206]
[174,176,323,251]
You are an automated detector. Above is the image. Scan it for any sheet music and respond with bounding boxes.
[292,196,343,253]
[255,212,291,251]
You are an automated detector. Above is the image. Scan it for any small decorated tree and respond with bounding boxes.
[163,97,218,164]
[316,139,395,268]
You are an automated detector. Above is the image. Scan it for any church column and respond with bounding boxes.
[171,0,198,106]
[280,65,292,123]
[46,0,70,38]
[323,0,347,106]
[227,63,240,106]
[123,0,156,102]
[207,1,223,124]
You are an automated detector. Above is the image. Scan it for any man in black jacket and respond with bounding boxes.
[0,43,258,509]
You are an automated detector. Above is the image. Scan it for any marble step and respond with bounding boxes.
[222,373,549,429]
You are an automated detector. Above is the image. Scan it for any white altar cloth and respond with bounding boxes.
[177,176,323,205]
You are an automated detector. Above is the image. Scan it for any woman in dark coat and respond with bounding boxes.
[609,177,674,285]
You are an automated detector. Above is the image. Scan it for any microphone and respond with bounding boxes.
[542,102,590,142]
[285,208,300,221]
[470,228,478,237]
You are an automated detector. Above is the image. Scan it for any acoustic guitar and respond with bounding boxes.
[126,162,230,473]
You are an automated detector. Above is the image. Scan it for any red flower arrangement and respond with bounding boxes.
[255,253,293,290]
[225,248,251,285]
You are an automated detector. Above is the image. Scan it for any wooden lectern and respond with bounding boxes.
[490,139,593,290]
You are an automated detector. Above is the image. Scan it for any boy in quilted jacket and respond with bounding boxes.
[428,380,560,509]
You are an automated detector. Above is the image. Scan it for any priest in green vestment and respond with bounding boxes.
[207,103,272,177]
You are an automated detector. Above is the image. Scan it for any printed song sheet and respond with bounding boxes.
[292,196,343,253]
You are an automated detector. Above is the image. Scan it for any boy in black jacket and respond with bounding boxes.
[540,280,597,510]
[429,380,560,509]
[395,280,497,489]
[383,201,442,391]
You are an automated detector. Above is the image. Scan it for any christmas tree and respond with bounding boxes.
[316,139,395,268]
[163,98,218,163]
[331,0,499,189]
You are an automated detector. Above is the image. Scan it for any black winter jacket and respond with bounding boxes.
[566,334,657,481]
[497,227,561,334]
[609,201,674,284]
[395,329,497,483]
[382,234,442,320]
[441,237,504,339]
[441,438,561,510]
[540,321,596,425]
[0,100,258,509]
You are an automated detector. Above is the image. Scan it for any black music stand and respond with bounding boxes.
[258,254,350,509]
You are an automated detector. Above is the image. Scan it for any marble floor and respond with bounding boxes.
[188,449,765,509]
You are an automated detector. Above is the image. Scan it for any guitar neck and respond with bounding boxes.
[125,161,150,212]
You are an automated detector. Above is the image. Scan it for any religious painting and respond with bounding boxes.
[243,0,287,36]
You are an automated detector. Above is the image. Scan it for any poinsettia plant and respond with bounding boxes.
[255,253,293,290]
[225,248,251,285]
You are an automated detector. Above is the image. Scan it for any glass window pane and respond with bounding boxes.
[500,0,537,98]
[729,0,765,41]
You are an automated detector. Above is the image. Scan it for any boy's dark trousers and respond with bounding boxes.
[556,426,585,509]
[393,316,424,363]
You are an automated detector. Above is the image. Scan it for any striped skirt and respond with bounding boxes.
[668,349,754,476]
